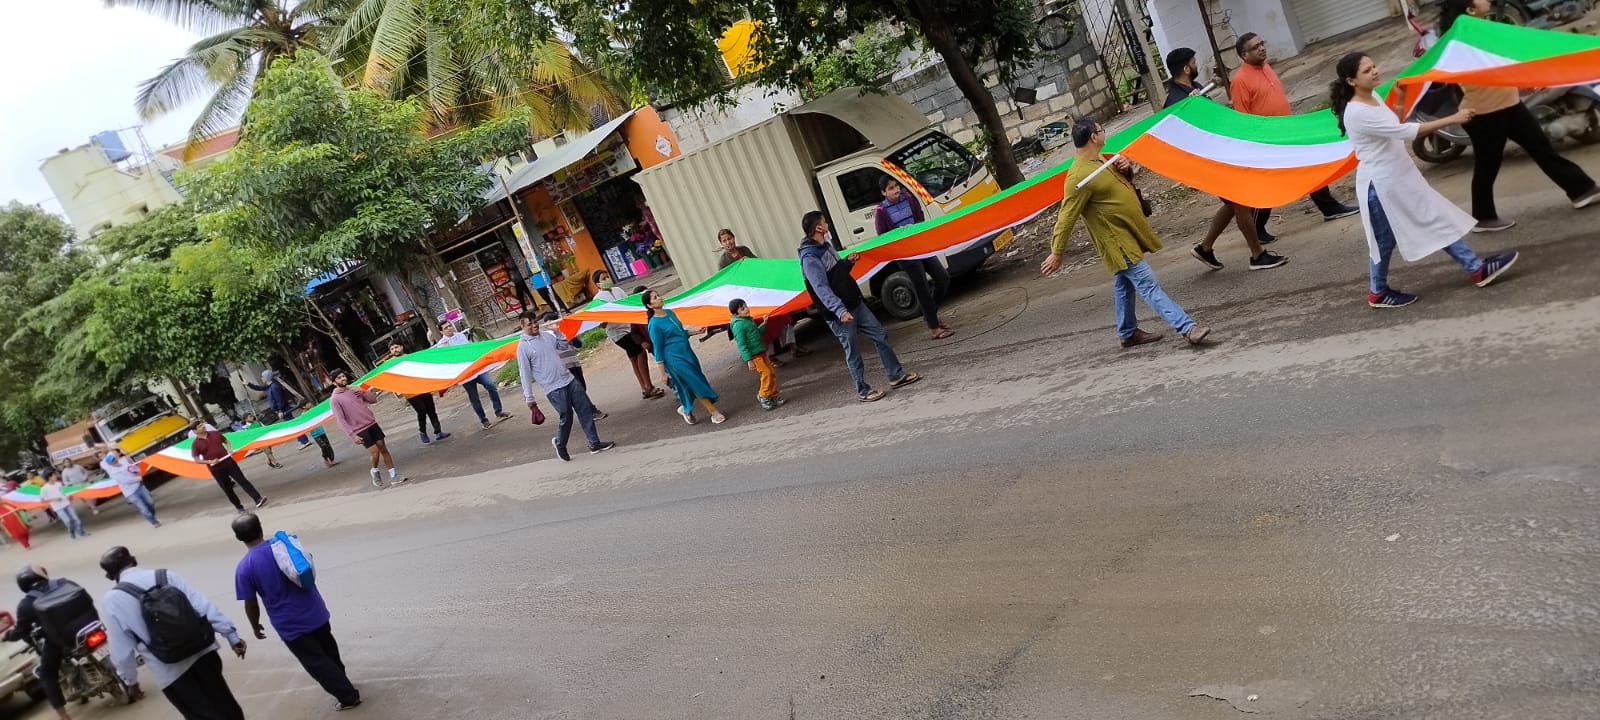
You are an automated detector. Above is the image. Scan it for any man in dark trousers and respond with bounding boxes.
[6,566,90,720]
[231,513,361,711]
[100,546,248,720]
[191,421,268,513]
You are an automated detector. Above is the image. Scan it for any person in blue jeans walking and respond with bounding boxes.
[515,311,615,461]
[435,320,512,428]
[798,211,922,402]
[1041,117,1212,348]
[101,449,159,527]
[1330,52,1519,308]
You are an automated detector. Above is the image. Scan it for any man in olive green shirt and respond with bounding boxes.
[1042,117,1212,348]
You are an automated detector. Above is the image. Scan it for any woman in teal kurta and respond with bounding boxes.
[643,290,726,424]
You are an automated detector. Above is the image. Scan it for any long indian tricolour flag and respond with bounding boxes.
[138,336,519,479]
[1385,14,1600,115]
[0,477,124,510]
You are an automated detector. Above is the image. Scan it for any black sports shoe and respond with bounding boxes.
[551,437,571,462]
[1189,244,1224,270]
[589,441,616,454]
[1248,251,1288,270]
[1322,204,1359,221]
[1257,230,1278,245]
[1368,290,1418,308]
[1469,251,1519,287]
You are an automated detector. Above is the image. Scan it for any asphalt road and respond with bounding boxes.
[4,142,1598,720]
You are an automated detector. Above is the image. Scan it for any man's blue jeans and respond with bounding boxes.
[124,485,158,526]
[547,382,601,450]
[1367,184,1481,293]
[56,505,85,538]
[463,372,505,423]
[1112,260,1194,338]
[825,304,906,397]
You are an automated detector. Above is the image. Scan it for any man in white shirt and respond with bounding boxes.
[434,320,512,428]
[39,472,87,539]
[101,449,160,527]
[99,546,247,720]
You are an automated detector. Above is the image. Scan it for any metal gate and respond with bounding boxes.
[1072,0,1155,110]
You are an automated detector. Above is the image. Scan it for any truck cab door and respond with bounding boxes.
[819,164,901,246]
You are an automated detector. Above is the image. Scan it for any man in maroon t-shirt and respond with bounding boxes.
[191,421,267,513]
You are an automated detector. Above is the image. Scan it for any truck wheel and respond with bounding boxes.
[25,684,46,702]
[878,270,923,322]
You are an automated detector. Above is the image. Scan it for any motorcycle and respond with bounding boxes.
[1410,82,1600,163]
[30,621,131,707]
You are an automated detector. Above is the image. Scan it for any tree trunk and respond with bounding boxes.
[277,343,316,403]
[304,298,367,377]
[906,0,1025,188]
[165,374,204,420]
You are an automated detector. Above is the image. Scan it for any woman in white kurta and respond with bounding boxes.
[1331,53,1520,308]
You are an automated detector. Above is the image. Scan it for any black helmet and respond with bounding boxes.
[99,546,135,581]
[16,564,47,593]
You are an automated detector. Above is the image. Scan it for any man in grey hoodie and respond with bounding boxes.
[516,310,615,462]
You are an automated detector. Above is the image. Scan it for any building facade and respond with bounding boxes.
[38,130,183,240]
[1145,0,1399,87]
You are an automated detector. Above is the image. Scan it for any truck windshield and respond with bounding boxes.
[887,133,980,198]
[101,399,166,437]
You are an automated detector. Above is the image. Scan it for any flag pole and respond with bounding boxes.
[1075,83,1215,190]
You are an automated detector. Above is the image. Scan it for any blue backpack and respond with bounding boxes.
[268,531,315,588]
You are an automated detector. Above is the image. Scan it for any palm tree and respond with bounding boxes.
[329,0,623,135]
[110,0,341,153]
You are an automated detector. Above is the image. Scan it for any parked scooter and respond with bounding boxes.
[1410,82,1600,163]
[29,621,131,707]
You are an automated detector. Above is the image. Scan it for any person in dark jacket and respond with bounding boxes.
[7,566,87,720]
[245,370,308,446]
[873,178,953,339]
[798,211,920,403]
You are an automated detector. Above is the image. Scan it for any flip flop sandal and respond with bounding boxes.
[679,409,698,425]
[930,329,955,340]
[889,373,922,389]
[859,390,886,402]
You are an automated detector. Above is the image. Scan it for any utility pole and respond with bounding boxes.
[1116,0,1168,114]
[1196,0,1232,92]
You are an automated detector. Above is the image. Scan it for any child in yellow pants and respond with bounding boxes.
[729,299,786,410]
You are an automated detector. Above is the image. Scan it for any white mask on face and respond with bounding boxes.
[823,231,834,244]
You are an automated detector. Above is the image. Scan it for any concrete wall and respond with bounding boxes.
[887,32,1122,148]
[662,10,1121,156]
[39,139,183,240]
[1146,0,1301,88]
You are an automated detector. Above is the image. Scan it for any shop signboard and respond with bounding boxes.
[603,246,633,282]
[481,259,525,318]
[544,136,638,202]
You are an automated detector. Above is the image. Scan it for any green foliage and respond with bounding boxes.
[187,51,533,286]
[554,0,1038,185]
[0,203,91,457]
[801,28,913,100]
[333,0,620,134]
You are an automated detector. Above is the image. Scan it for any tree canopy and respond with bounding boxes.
[554,0,1039,185]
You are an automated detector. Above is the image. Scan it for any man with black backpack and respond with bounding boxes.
[5,565,93,720]
[99,546,249,720]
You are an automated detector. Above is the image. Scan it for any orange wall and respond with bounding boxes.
[623,106,681,171]
[517,107,682,296]
[517,183,606,290]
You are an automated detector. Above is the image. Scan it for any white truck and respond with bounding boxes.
[637,88,1012,320]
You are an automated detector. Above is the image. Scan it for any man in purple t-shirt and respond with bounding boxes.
[231,513,361,711]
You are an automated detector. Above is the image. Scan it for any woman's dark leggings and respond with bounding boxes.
[1465,102,1595,220]
[407,394,441,435]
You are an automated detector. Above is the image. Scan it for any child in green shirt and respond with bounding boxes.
[729,299,785,410]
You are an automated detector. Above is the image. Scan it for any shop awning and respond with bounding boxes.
[481,109,639,204]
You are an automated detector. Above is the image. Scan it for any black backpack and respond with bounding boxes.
[30,579,99,648]
[114,569,214,664]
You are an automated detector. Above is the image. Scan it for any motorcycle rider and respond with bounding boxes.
[5,566,80,720]
[1440,0,1600,231]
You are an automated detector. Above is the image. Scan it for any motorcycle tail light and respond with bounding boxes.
[84,628,107,649]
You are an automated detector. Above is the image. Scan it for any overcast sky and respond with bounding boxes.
[2,1,205,214]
